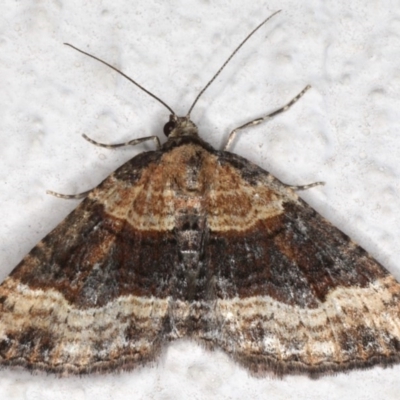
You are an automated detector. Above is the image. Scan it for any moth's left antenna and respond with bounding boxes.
[64,43,176,115]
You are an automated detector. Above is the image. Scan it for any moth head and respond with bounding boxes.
[163,115,198,138]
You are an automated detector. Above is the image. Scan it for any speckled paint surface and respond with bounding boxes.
[0,1,400,399]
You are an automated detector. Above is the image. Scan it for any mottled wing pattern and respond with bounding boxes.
[1,136,400,377]
[202,150,400,376]
[0,150,180,374]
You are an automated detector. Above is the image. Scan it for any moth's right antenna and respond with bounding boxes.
[186,10,281,117]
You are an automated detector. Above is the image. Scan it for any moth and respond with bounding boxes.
[1,10,400,377]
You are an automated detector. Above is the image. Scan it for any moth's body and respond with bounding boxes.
[1,120,400,376]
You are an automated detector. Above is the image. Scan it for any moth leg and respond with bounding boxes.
[224,85,311,151]
[46,190,91,199]
[284,181,325,191]
[45,135,162,199]
[82,134,161,150]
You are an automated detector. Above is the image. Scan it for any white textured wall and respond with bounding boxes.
[1,1,400,399]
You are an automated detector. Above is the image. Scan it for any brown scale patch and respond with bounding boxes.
[6,140,296,308]
[0,279,172,374]
[99,143,285,232]
[0,275,400,376]
[7,192,393,310]
[211,276,400,376]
